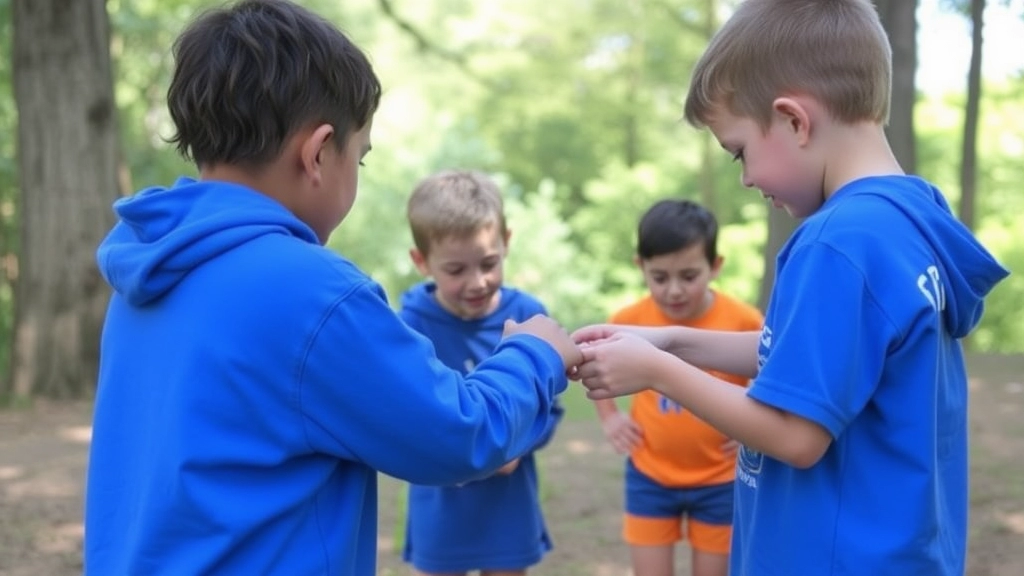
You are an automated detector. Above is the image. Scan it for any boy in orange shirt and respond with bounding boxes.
[593,199,763,576]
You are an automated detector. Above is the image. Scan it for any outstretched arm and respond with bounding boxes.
[575,333,831,468]
[573,324,761,379]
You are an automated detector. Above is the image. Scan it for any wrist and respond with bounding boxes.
[649,348,681,396]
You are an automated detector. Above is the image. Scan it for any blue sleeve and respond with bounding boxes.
[752,242,899,438]
[519,295,563,451]
[297,282,568,485]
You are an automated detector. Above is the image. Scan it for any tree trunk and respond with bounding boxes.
[757,209,799,312]
[958,0,984,231]
[9,0,119,402]
[876,0,918,174]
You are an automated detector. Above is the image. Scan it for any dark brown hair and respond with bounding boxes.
[167,0,381,167]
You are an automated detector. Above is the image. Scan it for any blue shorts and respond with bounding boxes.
[624,458,734,551]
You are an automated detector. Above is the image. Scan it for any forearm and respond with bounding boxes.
[659,327,761,379]
[648,350,830,468]
[593,398,619,421]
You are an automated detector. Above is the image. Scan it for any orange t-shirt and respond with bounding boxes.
[610,291,763,488]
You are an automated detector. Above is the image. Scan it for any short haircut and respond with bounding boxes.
[684,0,891,129]
[637,199,718,264]
[407,170,507,256]
[167,0,381,168]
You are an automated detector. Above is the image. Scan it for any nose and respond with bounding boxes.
[667,278,684,296]
[469,269,488,289]
[740,169,754,188]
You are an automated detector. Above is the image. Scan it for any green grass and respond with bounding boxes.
[559,382,631,422]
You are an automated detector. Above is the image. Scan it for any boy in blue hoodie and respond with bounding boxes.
[572,1,1009,575]
[400,170,560,576]
[85,2,581,575]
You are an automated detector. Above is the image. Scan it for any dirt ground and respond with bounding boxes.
[0,353,1021,576]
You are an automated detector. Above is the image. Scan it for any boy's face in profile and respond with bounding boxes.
[638,241,722,322]
[412,223,510,320]
[304,120,373,243]
[706,104,825,218]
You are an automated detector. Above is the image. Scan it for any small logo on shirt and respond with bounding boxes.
[757,326,773,371]
[737,446,763,489]
[917,265,946,312]
[658,395,684,414]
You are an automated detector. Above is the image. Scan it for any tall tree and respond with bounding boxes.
[876,0,919,173]
[757,210,798,312]
[8,0,119,402]
[958,0,984,231]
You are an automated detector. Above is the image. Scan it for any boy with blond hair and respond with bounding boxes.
[400,169,560,576]
[573,1,1008,574]
[85,2,580,574]
[594,199,762,576]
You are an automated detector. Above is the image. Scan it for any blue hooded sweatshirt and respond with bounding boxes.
[731,175,1009,576]
[399,283,561,572]
[85,177,568,576]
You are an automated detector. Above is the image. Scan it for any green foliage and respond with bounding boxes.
[0,0,1020,375]
[503,179,604,329]
[915,79,1024,350]
[971,220,1024,352]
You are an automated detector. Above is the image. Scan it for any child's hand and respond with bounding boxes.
[573,324,673,351]
[504,315,583,371]
[600,412,643,455]
[572,323,621,346]
[495,458,521,475]
[575,332,664,400]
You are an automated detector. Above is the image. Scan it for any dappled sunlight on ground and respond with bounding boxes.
[0,465,23,480]
[57,426,91,444]
[565,438,597,455]
[589,562,632,576]
[999,512,1024,535]
[34,522,83,554]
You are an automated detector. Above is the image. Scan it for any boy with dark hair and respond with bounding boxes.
[573,0,1008,574]
[401,169,560,576]
[85,2,581,575]
[593,199,762,576]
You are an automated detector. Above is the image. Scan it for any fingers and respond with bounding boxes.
[566,343,585,370]
[571,324,614,344]
[585,387,616,402]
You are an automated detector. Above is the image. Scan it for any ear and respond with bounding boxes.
[633,254,644,270]
[771,97,812,147]
[502,228,512,252]
[708,255,724,280]
[299,123,336,186]
[409,248,431,277]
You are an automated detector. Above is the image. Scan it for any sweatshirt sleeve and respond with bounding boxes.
[297,281,569,485]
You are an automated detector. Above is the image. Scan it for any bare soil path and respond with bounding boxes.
[1,353,1021,575]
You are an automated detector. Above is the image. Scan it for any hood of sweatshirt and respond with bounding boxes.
[840,175,1008,338]
[399,282,524,329]
[97,177,318,306]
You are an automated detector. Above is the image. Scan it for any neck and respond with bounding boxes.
[200,161,295,211]
[821,122,904,199]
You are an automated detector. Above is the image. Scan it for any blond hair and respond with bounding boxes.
[684,0,891,129]
[407,170,507,255]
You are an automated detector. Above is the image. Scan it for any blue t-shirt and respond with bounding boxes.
[399,282,562,572]
[732,176,1008,575]
[86,178,568,576]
